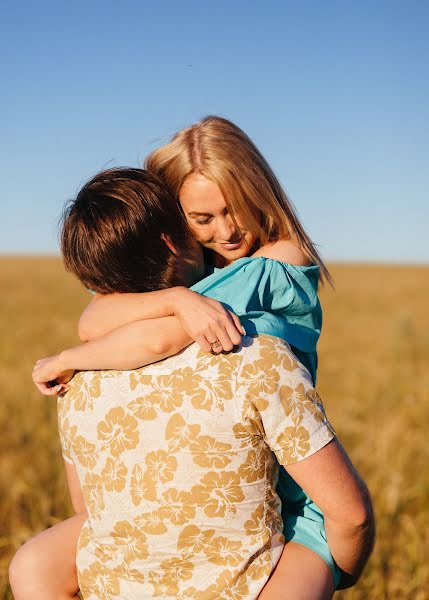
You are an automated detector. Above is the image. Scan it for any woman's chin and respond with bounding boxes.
[212,240,254,263]
[217,248,249,264]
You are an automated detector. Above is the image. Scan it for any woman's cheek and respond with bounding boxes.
[191,227,213,245]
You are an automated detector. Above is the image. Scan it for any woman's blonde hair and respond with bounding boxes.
[145,115,332,285]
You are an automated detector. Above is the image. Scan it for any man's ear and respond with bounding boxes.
[160,233,178,255]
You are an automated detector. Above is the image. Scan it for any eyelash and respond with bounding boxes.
[195,217,212,225]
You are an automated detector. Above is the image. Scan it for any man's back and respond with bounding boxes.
[59,335,334,599]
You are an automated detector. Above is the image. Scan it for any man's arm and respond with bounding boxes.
[238,339,375,592]
[285,438,375,588]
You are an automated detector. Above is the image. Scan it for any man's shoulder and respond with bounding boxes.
[239,335,313,380]
[241,334,295,362]
[63,336,308,399]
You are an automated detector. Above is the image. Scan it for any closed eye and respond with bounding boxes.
[195,216,213,225]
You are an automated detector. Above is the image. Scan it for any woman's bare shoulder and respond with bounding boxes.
[252,240,311,266]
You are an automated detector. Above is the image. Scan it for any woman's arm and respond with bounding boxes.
[79,287,243,351]
[79,287,244,354]
[33,316,192,395]
[78,288,182,341]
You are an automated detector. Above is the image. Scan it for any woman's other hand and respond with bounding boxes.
[32,355,75,396]
[171,287,244,353]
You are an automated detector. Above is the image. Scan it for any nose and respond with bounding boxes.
[216,215,238,241]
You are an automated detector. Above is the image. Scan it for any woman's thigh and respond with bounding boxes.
[9,512,86,600]
[258,541,335,600]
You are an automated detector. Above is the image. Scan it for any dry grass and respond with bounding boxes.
[1,258,428,599]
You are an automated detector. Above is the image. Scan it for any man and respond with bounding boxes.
[12,169,374,599]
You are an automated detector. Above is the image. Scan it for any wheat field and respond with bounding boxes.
[0,257,428,599]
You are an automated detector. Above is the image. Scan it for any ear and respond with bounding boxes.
[160,233,178,255]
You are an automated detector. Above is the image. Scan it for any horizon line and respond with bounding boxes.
[1,253,428,268]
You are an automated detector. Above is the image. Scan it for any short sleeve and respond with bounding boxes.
[235,336,335,466]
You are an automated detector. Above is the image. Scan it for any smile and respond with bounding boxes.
[219,239,245,251]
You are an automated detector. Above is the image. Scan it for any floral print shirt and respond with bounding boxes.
[58,335,335,599]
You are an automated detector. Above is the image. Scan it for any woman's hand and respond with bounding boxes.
[32,355,75,396]
[171,288,244,353]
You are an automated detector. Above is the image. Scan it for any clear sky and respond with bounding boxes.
[1,0,428,262]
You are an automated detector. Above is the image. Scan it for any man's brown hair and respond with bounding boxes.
[60,168,191,293]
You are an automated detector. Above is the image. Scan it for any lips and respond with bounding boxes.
[219,240,244,250]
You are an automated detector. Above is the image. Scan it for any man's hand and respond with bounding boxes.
[32,355,75,396]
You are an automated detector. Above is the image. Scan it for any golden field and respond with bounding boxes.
[0,257,428,599]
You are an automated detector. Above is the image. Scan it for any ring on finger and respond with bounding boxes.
[209,339,222,352]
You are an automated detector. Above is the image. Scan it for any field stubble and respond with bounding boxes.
[1,258,428,599]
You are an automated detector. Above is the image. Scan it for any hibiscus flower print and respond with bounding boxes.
[204,536,243,566]
[244,503,266,544]
[97,407,139,458]
[71,372,102,412]
[246,544,273,581]
[241,359,280,395]
[165,413,200,452]
[305,389,336,435]
[159,556,194,583]
[135,509,167,535]
[129,372,154,391]
[276,425,311,463]
[238,449,265,483]
[191,471,244,518]
[127,394,158,421]
[189,435,233,469]
[130,464,149,505]
[159,488,196,525]
[82,473,105,515]
[101,457,127,493]
[177,524,215,557]
[145,449,177,483]
[110,520,148,563]
[279,383,307,425]
[79,561,121,600]
[73,434,97,468]
[149,569,179,597]
[259,336,300,372]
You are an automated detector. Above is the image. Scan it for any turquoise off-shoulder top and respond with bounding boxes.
[191,256,321,383]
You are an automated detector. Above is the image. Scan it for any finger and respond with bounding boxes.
[230,312,246,336]
[213,326,234,352]
[224,314,243,346]
[203,327,224,354]
[34,382,60,396]
[209,341,224,355]
[206,327,230,353]
[195,335,212,353]
[57,384,70,395]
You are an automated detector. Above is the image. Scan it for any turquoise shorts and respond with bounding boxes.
[277,467,342,589]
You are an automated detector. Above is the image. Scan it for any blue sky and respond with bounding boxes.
[1,0,428,262]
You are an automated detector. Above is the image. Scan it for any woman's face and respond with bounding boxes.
[179,174,256,264]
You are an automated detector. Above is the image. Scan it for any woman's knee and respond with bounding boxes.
[9,540,45,597]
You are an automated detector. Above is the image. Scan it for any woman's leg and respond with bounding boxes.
[9,512,86,600]
[258,541,335,600]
